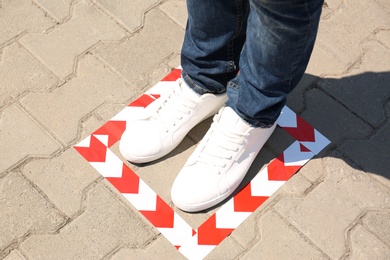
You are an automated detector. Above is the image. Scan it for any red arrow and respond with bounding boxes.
[267,153,301,181]
[233,183,268,212]
[161,68,182,81]
[74,135,107,162]
[140,196,175,228]
[281,115,316,142]
[197,215,234,245]
[93,121,126,148]
[106,164,140,194]
[129,94,160,108]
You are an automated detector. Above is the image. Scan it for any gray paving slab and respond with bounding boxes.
[0,172,65,258]
[94,9,183,88]
[0,42,57,109]
[18,182,155,259]
[339,117,390,188]
[20,0,127,79]
[93,0,160,33]
[34,0,73,21]
[348,224,390,260]
[21,148,101,217]
[20,54,132,145]
[3,249,26,260]
[273,154,390,259]
[320,41,390,128]
[240,210,328,259]
[159,0,188,29]
[0,104,61,174]
[0,0,54,46]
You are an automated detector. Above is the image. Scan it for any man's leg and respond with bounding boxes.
[181,0,250,94]
[119,0,248,163]
[227,0,324,127]
[171,0,323,212]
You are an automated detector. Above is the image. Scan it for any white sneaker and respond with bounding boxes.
[119,79,227,163]
[171,106,276,212]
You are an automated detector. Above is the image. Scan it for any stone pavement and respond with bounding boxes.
[1,0,389,259]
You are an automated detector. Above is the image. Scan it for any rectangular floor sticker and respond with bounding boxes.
[74,68,330,259]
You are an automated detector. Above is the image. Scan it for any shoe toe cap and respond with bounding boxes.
[119,121,163,162]
[171,167,223,212]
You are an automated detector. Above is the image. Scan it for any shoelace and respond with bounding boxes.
[197,116,250,173]
[149,79,199,132]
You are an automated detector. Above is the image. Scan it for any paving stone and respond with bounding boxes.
[95,9,183,88]
[300,88,373,144]
[375,0,390,11]
[159,0,188,29]
[35,0,73,21]
[0,104,61,174]
[205,236,244,260]
[22,148,100,217]
[297,157,327,183]
[241,211,327,259]
[93,0,160,32]
[320,41,390,127]
[230,210,259,250]
[274,155,390,259]
[338,102,390,182]
[305,33,347,76]
[20,54,132,145]
[19,182,155,259]
[310,0,390,76]
[362,210,390,246]
[0,172,65,256]
[348,224,390,259]
[3,249,26,260]
[286,73,319,113]
[20,0,126,79]
[110,236,185,260]
[0,42,57,108]
[0,0,54,46]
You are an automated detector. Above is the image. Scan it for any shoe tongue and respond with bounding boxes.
[218,107,251,133]
[181,80,201,100]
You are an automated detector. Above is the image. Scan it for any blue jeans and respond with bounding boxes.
[181,0,323,127]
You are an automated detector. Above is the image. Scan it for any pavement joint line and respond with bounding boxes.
[18,37,66,83]
[100,179,160,237]
[316,82,377,130]
[92,52,136,87]
[17,102,65,148]
[270,207,332,259]
[158,6,186,32]
[361,208,390,248]
[31,0,59,24]
[342,212,367,259]
[18,171,70,222]
[91,0,162,34]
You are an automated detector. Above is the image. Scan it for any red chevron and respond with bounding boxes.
[233,183,268,212]
[197,215,234,246]
[93,121,126,148]
[129,94,160,108]
[300,143,311,152]
[140,196,175,228]
[74,135,107,162]
[281,115,315,142]
[106,164,139,194]
[267,153,302,181]
[161,68,182,81]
